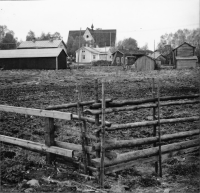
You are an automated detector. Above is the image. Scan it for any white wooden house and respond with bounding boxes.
[75,46,112,63]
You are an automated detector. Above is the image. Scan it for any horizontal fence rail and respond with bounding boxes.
[104,146,200,174]
[92,138,200,167]
[0,105,72,120]
[46,99,113,110]
[85,100,200,115]
[107,116,199,131]
[90,94,200,109]
[93,129,200,150]
[0,135,74,158]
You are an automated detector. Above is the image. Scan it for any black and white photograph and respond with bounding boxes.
[0,0,200,192]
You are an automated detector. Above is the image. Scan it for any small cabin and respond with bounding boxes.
[111,49,146,66]
[172,42,197,69]
[135,55,155,71]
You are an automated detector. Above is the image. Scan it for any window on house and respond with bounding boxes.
[83,55,85,59]
[86,35,89,38]
[93,55,96,59]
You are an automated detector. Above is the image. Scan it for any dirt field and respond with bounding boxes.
[0,66,200,193]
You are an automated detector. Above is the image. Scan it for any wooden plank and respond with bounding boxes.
[104,146,200,174]
[0,135,74,158]
[55,140,93,152]
[0,105,72,120]
[92,138,200,167]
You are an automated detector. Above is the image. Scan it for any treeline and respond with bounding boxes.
[0,25,18,49]
[0,25,63,50]
[26,30,62,41]
[157,28,200,59]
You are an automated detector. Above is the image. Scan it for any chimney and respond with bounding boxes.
[32,38,36,43]
[49,36,53,42]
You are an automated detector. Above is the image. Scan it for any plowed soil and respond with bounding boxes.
[0,66,199,193]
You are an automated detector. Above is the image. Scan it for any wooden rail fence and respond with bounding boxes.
[0,78,199,188]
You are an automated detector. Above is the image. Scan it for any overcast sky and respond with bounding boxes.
[0,0,199,50]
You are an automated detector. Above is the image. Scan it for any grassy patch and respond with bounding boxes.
[168,162,200,176]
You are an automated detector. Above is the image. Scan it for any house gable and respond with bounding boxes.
[83,28,94,42]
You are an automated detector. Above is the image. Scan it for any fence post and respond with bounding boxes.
[100,80,106,188]
[45,117,55,164]
[95,79,101,158]
[157,80,162,177]
[152,78,158,174]
[77,85,87,174]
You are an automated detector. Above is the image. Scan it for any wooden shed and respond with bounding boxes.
[0,48,67,70]
[172,42,197,69]
[111,49,146,66]
[135,55,155,71]
[149,51,166,65]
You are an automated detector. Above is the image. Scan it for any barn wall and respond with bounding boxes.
[176,44,194,57]
[176,60,197,69]
[135,56,155,71]
[0,57,56,69]
[58,50,67,69]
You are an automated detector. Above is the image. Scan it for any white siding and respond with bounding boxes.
[83,28,94,42]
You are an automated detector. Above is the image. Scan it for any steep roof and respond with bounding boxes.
[18,40,66,49]
[68,28,116,47]
[89,28,116,47]
[173,42,196,51]
[0,48,65,58]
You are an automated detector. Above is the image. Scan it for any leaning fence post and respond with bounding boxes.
[45,117,55,164]
[100,80,106,188]
[152,78,158,174]
[77,85,87,174]
[157,80,162,177]
[95,79,101,158]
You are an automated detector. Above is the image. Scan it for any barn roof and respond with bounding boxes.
[68,28,116,47]
[112,49,146,56]
[0,48,65,58]
[149,52,166,59]
[135,55,156,62]
[173,42,196,51]
[18,40,66,49]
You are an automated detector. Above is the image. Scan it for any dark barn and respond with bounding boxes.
[0,48,67,70]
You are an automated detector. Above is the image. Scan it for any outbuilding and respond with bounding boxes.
[172,42,197,69]
[0,48,67,70]
[111,49,146,66]
[149,51,166,65]
[135,55,155,71]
